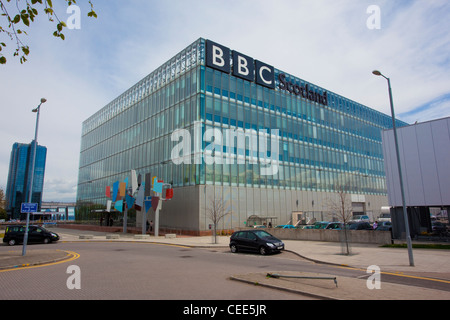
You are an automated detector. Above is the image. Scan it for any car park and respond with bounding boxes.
[229,230,284,255]
[3,225,60,246]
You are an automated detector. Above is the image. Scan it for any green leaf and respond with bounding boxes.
[22,46,30,55]
[0,56,7,64]
[22,16,30,27]
[13,14,21,24]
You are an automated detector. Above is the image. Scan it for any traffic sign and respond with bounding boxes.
[21,203,38,213]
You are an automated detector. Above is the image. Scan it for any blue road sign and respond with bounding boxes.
[21,203,38,213]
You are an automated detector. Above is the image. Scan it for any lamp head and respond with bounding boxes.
[372,70,382,76]
[32,98,47,112]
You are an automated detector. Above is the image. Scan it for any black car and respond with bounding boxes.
[347,222,372,230]
[3,225,60,246]
[431,221,448,235]
[375,221,392,231]
[229,230,284,255]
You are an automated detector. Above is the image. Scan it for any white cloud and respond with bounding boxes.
[1,0,449,201]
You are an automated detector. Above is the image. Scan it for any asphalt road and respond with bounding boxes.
[1,236,448,302]
[0,241,316,300]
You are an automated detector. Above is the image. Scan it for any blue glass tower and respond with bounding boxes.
[6,141,47,220]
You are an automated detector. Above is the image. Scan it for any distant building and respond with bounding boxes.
[5,141,47,220]
[41,202,76,221]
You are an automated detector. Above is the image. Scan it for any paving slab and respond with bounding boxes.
[230,271,450,300]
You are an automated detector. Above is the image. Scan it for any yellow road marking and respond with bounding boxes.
[0,250,80,273]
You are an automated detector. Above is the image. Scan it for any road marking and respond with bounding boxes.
[0,250,80,273]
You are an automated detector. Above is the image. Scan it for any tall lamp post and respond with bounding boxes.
[372,70,414,267]
[22,98,47,256]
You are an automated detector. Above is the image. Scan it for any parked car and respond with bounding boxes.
[3,225,59,246]
[313,221,330,229]
[347,222,372,230]
[253,225,267,228]
[229,230,284,255]
[378,213,391,222]
[274,224,296,229]
[325,222,344,230]
[375,221,392,231]
[350,215,370,223]
[431,221,448,235]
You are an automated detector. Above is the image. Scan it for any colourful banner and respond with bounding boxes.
[112,181,119,202]
[114,199,123,212]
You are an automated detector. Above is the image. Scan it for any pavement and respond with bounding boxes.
[1,226,449,300]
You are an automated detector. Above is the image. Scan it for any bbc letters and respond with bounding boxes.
[205,40,328,105]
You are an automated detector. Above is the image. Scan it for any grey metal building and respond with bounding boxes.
[382,117,450,238]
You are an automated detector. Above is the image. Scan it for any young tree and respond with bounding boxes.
[0,187,7,220]
[205,195,231,244]
[0,0,97,64]
[328,182,353,255]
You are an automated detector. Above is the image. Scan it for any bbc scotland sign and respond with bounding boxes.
[205,40,328,106]
[206,40,275,89]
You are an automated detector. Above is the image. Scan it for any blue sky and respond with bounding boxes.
[1,0,449,202]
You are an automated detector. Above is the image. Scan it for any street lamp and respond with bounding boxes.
[372,70,414,266]
[22,98,47,256]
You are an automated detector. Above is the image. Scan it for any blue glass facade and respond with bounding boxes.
[77,38,407,232]
[6,142,47,219]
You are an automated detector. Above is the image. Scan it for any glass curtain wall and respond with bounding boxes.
[199,66,401,195]
[77,39,205,205]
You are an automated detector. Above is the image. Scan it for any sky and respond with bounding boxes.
[0,0,449,203]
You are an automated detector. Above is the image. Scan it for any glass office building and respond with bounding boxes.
[77,38,407,233]
[6,141,47,219]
